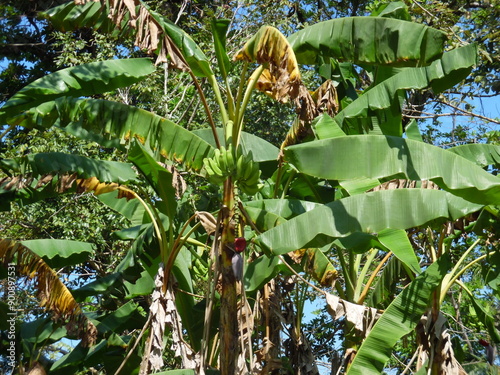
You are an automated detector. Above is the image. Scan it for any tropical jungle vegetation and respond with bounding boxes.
[1,0,499,374]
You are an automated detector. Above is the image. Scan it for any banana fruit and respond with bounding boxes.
[203,144,263,195]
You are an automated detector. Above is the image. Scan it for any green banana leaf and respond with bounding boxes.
[211,19,231,79]
[0,152,137,183]
[98,190,148,227]
[370,1,411,20]
[377,229,420,274]
[0,58,154,124]
[284,135,500,205]
[365,256,404,309]
[15,97,214,172]
[448,143,500,167]
[247,199,421,273]
[346,254,451,375]
[20,239,94,269]
[193,128,279,162]
[330,44,477,136]
[128,140,177,220]
[288,17,447,67]
[256,189,483,255]
[44,0,213,77]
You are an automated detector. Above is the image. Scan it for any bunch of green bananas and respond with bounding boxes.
[203,144,263,195]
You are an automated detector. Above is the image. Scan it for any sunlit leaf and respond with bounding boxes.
[346,254,451,375]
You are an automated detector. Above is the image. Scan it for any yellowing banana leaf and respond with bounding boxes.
[44,0,212,77]
[288,17,446,67]
[346,254,451,375]
[330,44,477,136]
[256,189,483,255]
[0,58,154,124]
[15,97,214,172]
[284,135,500,205]
[0,239,97,347]
[234,25,302,102]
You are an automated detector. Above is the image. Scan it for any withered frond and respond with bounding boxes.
[0,239,97,347]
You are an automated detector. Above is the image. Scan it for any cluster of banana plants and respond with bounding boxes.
[1,0,499,374]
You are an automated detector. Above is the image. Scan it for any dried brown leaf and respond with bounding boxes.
[196,211,217,236]
[325,293,379,335]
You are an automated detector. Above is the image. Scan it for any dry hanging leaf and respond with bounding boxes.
[196,211,217,236]
[325,293,379,335]
[0,239,97,347]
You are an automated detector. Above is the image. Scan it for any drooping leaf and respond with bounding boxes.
[0,58,154,124]
[346,254,451,375]
[256,189,483,255]
[44,0,212,76]
[0,239,97,347]
[15,97,214,172]
[284,135,500,205]
[288,17,447,67]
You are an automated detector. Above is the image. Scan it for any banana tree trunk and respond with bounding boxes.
[416,310,466,375]
[220,178,238,374]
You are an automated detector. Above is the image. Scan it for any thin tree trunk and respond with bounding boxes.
[220,179,238,375]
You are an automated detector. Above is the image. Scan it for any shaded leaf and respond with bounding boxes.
[21,239,94,269]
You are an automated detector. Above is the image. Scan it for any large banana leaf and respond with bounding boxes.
[44,0,212,77]
[288,17,447,67]
[329,44,477,136]
[15,97,214,172]
[0,58,154,124]
[0,152,137,183]
[247,199,421,272]
[284,135,500,205]
[346,254,451,375]
[256,189,483,255]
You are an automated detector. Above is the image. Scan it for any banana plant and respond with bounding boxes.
[1,0,498,374]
